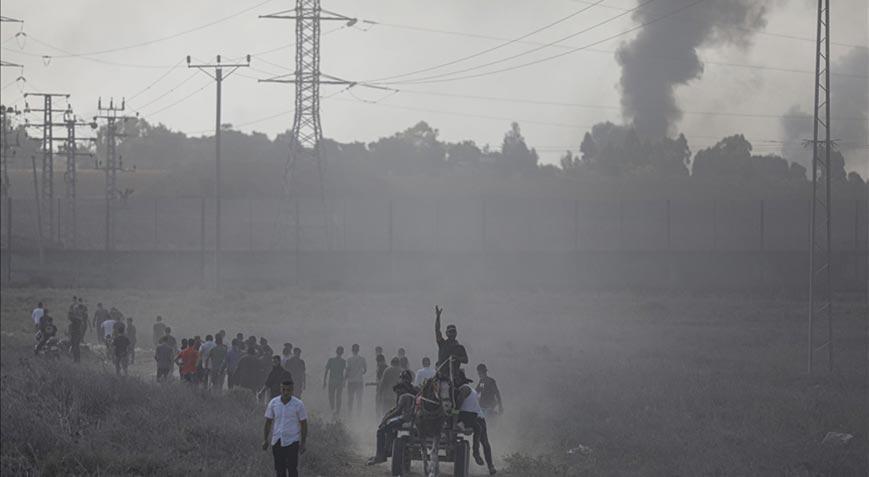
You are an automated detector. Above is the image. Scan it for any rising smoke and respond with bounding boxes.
[616,0,769,138]
[780,48,869,176]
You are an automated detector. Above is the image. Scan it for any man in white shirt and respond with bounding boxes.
[456,371,496,475]
[345,343,367,416]
[263,379,308,477]
[32,302,45,329]
[101,316,117,343]
[198,335,216,387]
[414,356,436,386]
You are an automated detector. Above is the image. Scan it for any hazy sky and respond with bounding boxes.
[1,0,866,171]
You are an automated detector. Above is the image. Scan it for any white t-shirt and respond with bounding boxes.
[414,366,435,386]
[265,396,308,446]
[32,307,44,326]
[459,384,483,417]
[199,341,216,367]
[101,319,116,338]
[346,355,367,383]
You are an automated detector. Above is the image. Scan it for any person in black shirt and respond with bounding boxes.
[434,306,468,380]
[475,363,503,418]
[263,355,294,399]
[113,326,132,376]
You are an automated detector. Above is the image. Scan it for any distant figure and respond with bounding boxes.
[236,346,262,392]
[226,339,243,389]
[199,334,216,387]
[398,356,414,385]
[345,343,367,416]
[101,314,117,345]
[92,303,108,343]
[152,316,166,347]
[31,301,45,329]
[154,336,174,382]
[374,346,387,381]
[377,357,403,417]
[262,380,307,477]
[323,346,346,417]
[281,343,293,369]
[264,355,294,400]
[372,354,388,415]
[285,347,306,397]
[175,339,200,384]
[125,317,137,364]
[260,337,274,359]
[366,369,419,466]
[476,363,503,418]
[67,308,85,363]
[208,335,229,390]
[163,327,177,354]
[414,357,435,387]
[34,314,57,355]
[113,324,132,376]
[397,347,407,362]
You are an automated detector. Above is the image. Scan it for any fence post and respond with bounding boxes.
[760,199,765,251]
[153,198,159,249]
[712,199,718,251]
[200,197,206,287]
[388,199,394,254]
[480,198,486,252]
[5,198,11,283]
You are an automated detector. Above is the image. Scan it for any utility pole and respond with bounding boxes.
[186,55,250,289]
[56,109,97,247]
[807,0,833,374]
[0,105,21,199]
[260,1,358,254]
[23,93,69,243]
[93,97,134,260]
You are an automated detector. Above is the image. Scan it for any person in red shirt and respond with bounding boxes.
[175,340,200,384]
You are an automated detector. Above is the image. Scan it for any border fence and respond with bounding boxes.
[1,196,866,292]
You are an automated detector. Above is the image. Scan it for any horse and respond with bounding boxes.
[414,375,454,477]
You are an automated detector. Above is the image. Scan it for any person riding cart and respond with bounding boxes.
[434,306,468,383]
[367,369,419,466]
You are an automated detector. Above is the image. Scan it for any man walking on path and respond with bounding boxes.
[323,346,346,418]
[345,343,367,416]
[163,327,177,353]
[175,339,199,384]
[32,302,45,329]
[377,357,403,417]
[92,303,108,343]
[207,335,228,390]
[263,355,294,400]
[236,346,263,392]
[113,325,132,376]
[155,336,174,382]
[125,318,138,364]
[226,339,243,389]
[285,347,306,397]
[199,335,216,387]
[68,310,84,363]
[263,380,307,477]
[152,316,166,348]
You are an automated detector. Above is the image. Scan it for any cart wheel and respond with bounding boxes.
[391,436,409,476]
[454,439,471,477]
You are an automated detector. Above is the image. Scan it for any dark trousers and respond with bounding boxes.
[157,367,170,382]
[272,440,300,477]
[70,337,81,362]
[328,381,343,414]
[459,411,493,467]
[210,370,225,390]
[375,417,404,458]
[346,381,363,414]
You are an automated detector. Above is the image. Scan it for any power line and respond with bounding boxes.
[370,0,652,85]
[23,0,278,59]
[131,71,200,112]
[141,79,212,118]
[126,58,187,101]
[363,0,613,83]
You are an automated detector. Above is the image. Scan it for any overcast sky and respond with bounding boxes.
[1,0,866,172]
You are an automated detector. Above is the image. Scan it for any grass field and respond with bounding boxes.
[1,287,866,476]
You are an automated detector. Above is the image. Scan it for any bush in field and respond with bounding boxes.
[0,350,357,476]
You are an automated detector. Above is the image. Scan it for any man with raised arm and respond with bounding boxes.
[434,305,468,380]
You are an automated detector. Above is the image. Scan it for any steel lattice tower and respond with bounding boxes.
[808,0,833,374]
[261,1,355,251]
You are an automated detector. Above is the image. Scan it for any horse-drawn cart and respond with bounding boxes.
[390,420,472,477]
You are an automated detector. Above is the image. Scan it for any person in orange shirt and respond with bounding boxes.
[175,339,200,384]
